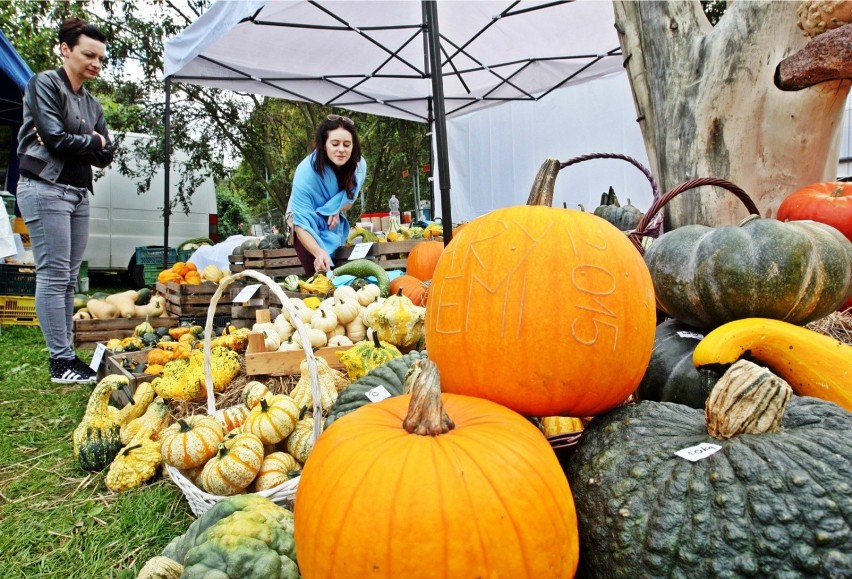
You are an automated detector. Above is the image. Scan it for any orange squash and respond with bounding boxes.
[295,360,579,578]
[405,240,443,281]
[425,205,656,417]
[389,274,429,306]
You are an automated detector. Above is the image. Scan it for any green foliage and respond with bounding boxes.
[1,1,432,223]
[215,185,251,239]
[702,0,727,25]
[0,326,193,577]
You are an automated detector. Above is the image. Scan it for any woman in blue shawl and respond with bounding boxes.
[286,115,367,275]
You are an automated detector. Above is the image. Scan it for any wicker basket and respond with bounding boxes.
[166,269,324,516]
[626,176,760,255]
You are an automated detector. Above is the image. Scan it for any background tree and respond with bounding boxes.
[0,1,431,228]
[614,1,850,230]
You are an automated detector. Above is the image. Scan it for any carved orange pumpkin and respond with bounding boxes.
[406,240,443,281]
[425,205,656,416]
[389,274,429,306]
[295,360,579,578]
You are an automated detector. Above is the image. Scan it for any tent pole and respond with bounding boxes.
[163,77,172,270]
[423,0,452,245]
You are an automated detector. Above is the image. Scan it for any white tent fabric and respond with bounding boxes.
[164,0,624,123]
[438,72,653,222]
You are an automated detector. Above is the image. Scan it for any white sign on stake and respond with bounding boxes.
[674,442,723,462]
[348,242,373,260]
[90,343,107,371]
[232,283,261,304]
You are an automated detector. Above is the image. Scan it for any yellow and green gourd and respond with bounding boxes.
[73,375,126,471]
[336,329,402,381]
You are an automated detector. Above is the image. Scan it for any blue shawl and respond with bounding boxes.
[288,151,367,257]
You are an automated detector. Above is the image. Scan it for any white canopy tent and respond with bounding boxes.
[163,0,641,236]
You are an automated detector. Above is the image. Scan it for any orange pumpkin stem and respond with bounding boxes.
[402,360,455,436]
[831,185,844,197]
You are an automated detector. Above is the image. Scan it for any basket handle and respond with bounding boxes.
[560,152,660,199]
[202,269,324,443]
[627,177,761,254]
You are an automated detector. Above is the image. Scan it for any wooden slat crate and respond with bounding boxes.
[73,316,178,350]
[101,350,156,405]
[156,281,232,317]
[228,285,315,328]
[244,330,349,376]
[333,239,424,270]
[227,239,427,276]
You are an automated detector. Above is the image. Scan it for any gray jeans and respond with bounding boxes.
[16,177,90,359]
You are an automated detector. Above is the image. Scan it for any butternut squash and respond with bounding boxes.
[86,299,119,319]
[134,295,166,318]
[105,290,140,319]
[692,317,852,411]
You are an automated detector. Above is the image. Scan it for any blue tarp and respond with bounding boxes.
[0,29,34,198]
[0,29,33,126]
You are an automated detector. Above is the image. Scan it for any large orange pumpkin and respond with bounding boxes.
[389,274,429,306]
[405,240,443,281]
[294,360,579,578]
[425,205,656,416]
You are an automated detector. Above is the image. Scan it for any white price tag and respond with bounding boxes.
[674,442,722,462]
[232,283,261,303]
[348,242,373,260]
[364,385,392,403]
[90,343,107,371]
[676,330,705,340]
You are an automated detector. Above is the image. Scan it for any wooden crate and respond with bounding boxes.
[156,281,232,317]
[244,331,349,376]
[333,239,424,270]
[228,239,426,276]
[101,350,157,405]
[229,285,316,328]
[73,316,178,350]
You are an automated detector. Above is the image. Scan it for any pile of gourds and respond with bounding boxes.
[156,261,226,285]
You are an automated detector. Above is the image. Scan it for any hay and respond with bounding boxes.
[167,364,301,421]
[806,309,852,344]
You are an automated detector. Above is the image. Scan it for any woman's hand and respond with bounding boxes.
[314,251,334,273]
[327,213,340,229]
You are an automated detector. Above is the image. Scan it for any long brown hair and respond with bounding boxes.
[312,115,362,199]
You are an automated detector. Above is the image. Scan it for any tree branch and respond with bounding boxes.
[774,25,852,91]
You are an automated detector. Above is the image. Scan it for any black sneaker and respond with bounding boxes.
[50,358,97,385]
[73,357,98,381]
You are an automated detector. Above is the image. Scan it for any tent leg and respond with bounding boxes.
[163,77,172,270]
[423,0,452,245]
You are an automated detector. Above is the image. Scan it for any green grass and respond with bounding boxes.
[0,326,194,578]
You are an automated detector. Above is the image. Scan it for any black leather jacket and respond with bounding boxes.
[17,68,114,187]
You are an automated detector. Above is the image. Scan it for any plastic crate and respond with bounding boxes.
[0,295,38,325]
[177,248,196,262]
[0,264,37,296]
[143,264,162,286]
[135,246,178,266]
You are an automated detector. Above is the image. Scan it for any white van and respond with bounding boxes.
[86,133,218,287]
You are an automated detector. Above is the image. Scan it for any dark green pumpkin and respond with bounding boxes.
[325,350,426,427]
[644,216,852,328]
[565,396,852,577]
[635,319,717,408]
[594,187,644,231]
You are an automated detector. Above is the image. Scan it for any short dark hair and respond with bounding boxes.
[59,17,107,48]
[313,115,362,199]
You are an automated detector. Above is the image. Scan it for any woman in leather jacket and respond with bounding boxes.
[16,18,114,384]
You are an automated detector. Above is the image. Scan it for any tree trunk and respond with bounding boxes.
[614,1,851,230]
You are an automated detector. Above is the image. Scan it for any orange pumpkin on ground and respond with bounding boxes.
[389,274,429,306]
[425,205,656,417]
[405,240,443,281]
[295,360,578,578]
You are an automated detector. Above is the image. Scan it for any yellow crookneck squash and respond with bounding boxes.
[693,317,852,411]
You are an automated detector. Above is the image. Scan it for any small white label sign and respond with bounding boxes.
[674,442,722,462]
[364,385,392,403]
[90,343,107,371]
[676,330,705,340]
[348,242,373,260]
[232,283,261,303]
